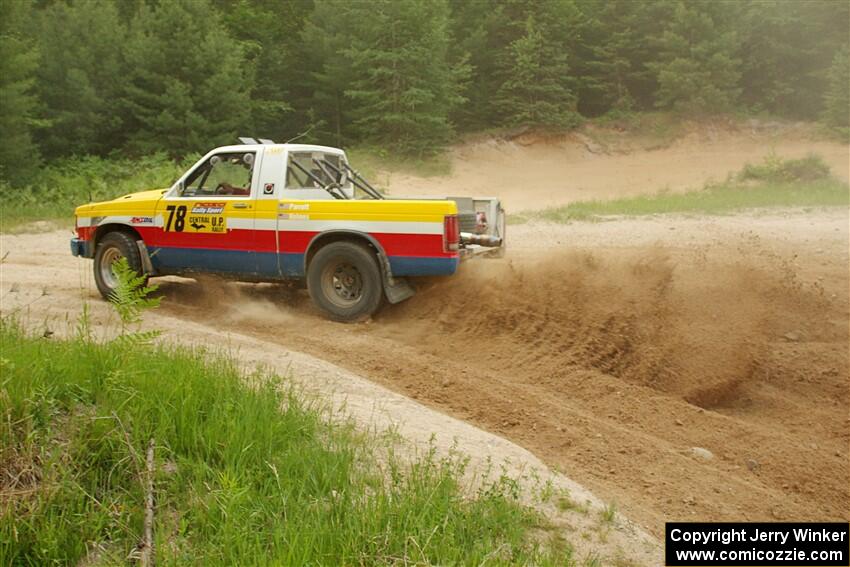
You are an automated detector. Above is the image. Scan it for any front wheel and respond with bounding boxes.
[307,241,383,322]
[93,231,145,300]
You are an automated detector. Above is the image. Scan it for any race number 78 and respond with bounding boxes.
[165,205,187,232]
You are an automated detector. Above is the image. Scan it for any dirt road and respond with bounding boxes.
[2,209,847,541]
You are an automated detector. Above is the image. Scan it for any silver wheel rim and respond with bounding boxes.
[321,261,363,308]
[99,247,123,289]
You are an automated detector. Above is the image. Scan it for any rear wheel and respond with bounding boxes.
[307,241,383,322]
[93,231,144,300]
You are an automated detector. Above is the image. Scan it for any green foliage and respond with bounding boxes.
[738,153,831,184]
[649,1,741,113]
[495,14,581,128]
[454,0,584,129]
[0,153,189,231]
[341,0,469,155]
[446,0,495,130]
[107,257,161,344]
[33,0,127,158]
[213,0,307,139]
[737,1,809,117]
[738,0,849,119]
[573,0,668,116]
[298,0,365,147]
[0,322,568,565]
[0,0,42,184]
[0,0,847,168]
[822,45,850,140]
[600,502,617,524]
[121,0,253,157]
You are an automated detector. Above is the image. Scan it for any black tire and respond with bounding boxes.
[93,231,144,300]
[307,241,383,322]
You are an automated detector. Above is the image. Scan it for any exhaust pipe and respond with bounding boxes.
[460,232,502,247]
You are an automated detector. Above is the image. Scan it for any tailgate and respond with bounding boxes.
[447,196,505,259]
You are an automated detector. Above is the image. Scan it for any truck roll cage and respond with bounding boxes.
[317,158,384,200]
[288,158,347,200]
[287,157,384,201]
[236,136,384,200]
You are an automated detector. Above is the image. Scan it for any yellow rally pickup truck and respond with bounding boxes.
[71,139,504,321]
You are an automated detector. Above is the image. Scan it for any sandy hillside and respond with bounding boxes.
[384,123,849,210]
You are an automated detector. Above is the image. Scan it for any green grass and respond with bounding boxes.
[0,154,191,232]
[511,154,849,224]
[599,503,617,525]
[0,320,570,565]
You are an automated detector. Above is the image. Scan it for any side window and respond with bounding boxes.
[286,153,325,189]
[182,152,255,197]
[285,152,350,190]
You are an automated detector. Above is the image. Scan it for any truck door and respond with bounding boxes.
[151,150,260,275]
[252,146,285,277]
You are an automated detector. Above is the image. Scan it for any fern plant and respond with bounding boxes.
[108,257,161,345]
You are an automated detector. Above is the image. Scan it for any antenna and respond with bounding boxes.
[284,125,314,145]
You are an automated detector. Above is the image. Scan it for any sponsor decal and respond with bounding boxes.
[165,204,226,233]
[130,216,154,224]
[191,202,226,215]
[186,213,226,233]
[278,213,309,220]
[263,183,275,195]
[279,202,310,211]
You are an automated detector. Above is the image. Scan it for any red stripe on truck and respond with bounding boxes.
[277,230,455,258]
[82,225,457,259]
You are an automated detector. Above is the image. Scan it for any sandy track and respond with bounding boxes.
[385,128,850,211]
[2,209,847,548]
[1,229,661,564]
[158,210,849,535]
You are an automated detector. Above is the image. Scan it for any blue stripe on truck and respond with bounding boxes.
[148,246,457,278]
[388,256,459,276]
[149,247,286,277]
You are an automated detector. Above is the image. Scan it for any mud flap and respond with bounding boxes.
[136,240,155,275]
[384,276,415,304]
[374,251,415,304]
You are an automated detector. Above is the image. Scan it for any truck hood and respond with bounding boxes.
[109,188,169,203]
[75,188,168,215]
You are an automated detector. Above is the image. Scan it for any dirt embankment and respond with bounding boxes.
[385,123,850,210]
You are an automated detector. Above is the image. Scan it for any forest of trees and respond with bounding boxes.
[1,0,848,184]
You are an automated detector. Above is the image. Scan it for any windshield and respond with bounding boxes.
[182,152,254,197]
